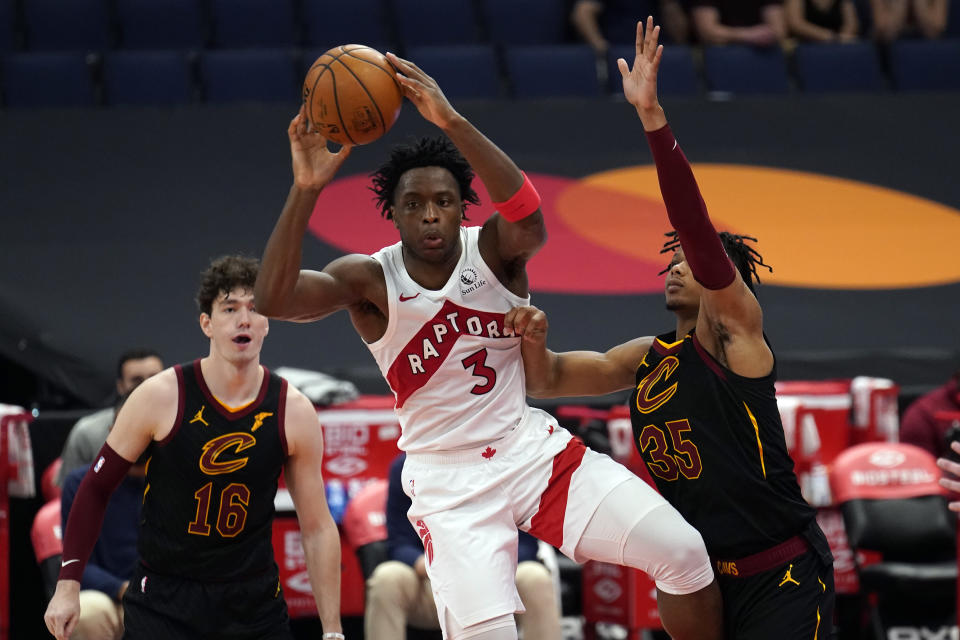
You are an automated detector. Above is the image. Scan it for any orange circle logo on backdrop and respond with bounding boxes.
[308,166,960,294]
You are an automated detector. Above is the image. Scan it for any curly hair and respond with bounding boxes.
[659,231,773,294]
[369,136,480,219]
[195,255,259,315]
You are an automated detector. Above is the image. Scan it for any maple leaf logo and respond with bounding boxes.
[482,446,496,459]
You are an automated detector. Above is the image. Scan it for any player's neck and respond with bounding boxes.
[401,242,463,291]
[674,315,697,340]
[199,355,263,407]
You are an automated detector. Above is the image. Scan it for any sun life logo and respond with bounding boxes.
[459,267,485,295]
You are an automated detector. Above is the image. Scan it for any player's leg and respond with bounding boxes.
[442,611,518,640]
[573,476,723,640]
[725,550,834,640]
[514,560,561,640]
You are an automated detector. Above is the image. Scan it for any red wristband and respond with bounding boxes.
[494,172,541,222]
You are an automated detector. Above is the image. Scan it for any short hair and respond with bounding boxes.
[659,231,773,294]
[369,136,480,220]
[195,255,260,315]
[116,348,163,380]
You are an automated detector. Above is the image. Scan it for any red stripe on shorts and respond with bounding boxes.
[527,437,587,548]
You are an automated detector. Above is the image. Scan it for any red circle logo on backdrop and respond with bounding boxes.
[308,167,960,293]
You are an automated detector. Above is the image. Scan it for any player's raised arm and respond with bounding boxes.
[506,305,651,398]
[620,18,771,378]
[255,106,372,323]
[386,52,546,292]
[282,388,343,636]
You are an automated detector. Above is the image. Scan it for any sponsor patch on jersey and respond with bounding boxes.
[93,456,105,473]
[459,267,486,295]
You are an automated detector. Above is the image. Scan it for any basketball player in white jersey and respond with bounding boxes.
[256,52,723,640]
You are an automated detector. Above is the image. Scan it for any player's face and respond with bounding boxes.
[116,356,163,395]
[391,166,464,263]
[664,249,702,312]
[201,288,269,364]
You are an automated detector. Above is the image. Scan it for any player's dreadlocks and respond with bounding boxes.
[370,136,480,220]
[658,231,773,294]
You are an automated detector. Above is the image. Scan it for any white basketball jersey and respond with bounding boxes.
[367,226,530,454]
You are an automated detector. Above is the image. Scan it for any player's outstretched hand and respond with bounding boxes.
[619,16,663,114]
[504,305,549,345]
[936,441,960,512]
[289,104,352,191]
[44,580,81,640]
[386,52,458,130]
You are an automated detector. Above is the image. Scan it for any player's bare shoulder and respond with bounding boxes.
[281,383,323,457]
[117,367,180,441]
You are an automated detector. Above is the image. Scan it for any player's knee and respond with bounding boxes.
[624,505,712,594]
[366,560,419,608]
[651,522,713,595]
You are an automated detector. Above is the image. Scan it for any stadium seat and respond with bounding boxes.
[23,0,111,52]
[303,0,394,53]
[947,4,960,38]
[200,49,298,104]
[210,0,297,48]
[0,0,16,52]
[830,443,957,636]
[30,499,62,602]
[482,0,567,45]
[116,0,206,50]
[103,50,193,106]
[889,39,960,91]
[393,0,480,48]
[609,44,699,95]
[2,52,96,107]
[702,45,790,94]
[406,45,501,99]
[794,42,886,93]
[505,45,601,98]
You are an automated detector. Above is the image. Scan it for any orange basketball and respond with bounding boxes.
[303,44,404,146]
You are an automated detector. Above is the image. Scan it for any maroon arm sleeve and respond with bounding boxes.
[58,443,133,582]
[645,124,737,290]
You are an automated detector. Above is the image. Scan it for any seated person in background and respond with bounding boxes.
[870,0,948,42]
[59,394,142,640]
[365,453,562,640]
[55,348,163,487]
[901,369,960,460]
[690,0,787,46]
[571,0,692,53]
[785,0,860,41]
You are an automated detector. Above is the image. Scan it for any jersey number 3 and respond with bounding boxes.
[462,348,496,395]
[639,419,703,482]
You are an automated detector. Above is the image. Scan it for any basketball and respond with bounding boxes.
[303,44,404,146]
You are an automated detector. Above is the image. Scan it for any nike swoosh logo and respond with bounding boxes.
[672,140,679,151]
[399,293,420,302]
[61,559,79,568]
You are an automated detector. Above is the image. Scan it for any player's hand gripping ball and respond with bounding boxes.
[303,44,403,145]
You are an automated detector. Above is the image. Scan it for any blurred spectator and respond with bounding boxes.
[55,348,162,487]
[571,0,692,54]
[690,0,787,46]
[900,369,960,459]
[786,0,860,41]
[59,394,144,640]
[870,0,948,42]
[365,453,561,640]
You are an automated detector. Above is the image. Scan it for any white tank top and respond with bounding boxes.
[367,226,530,454]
